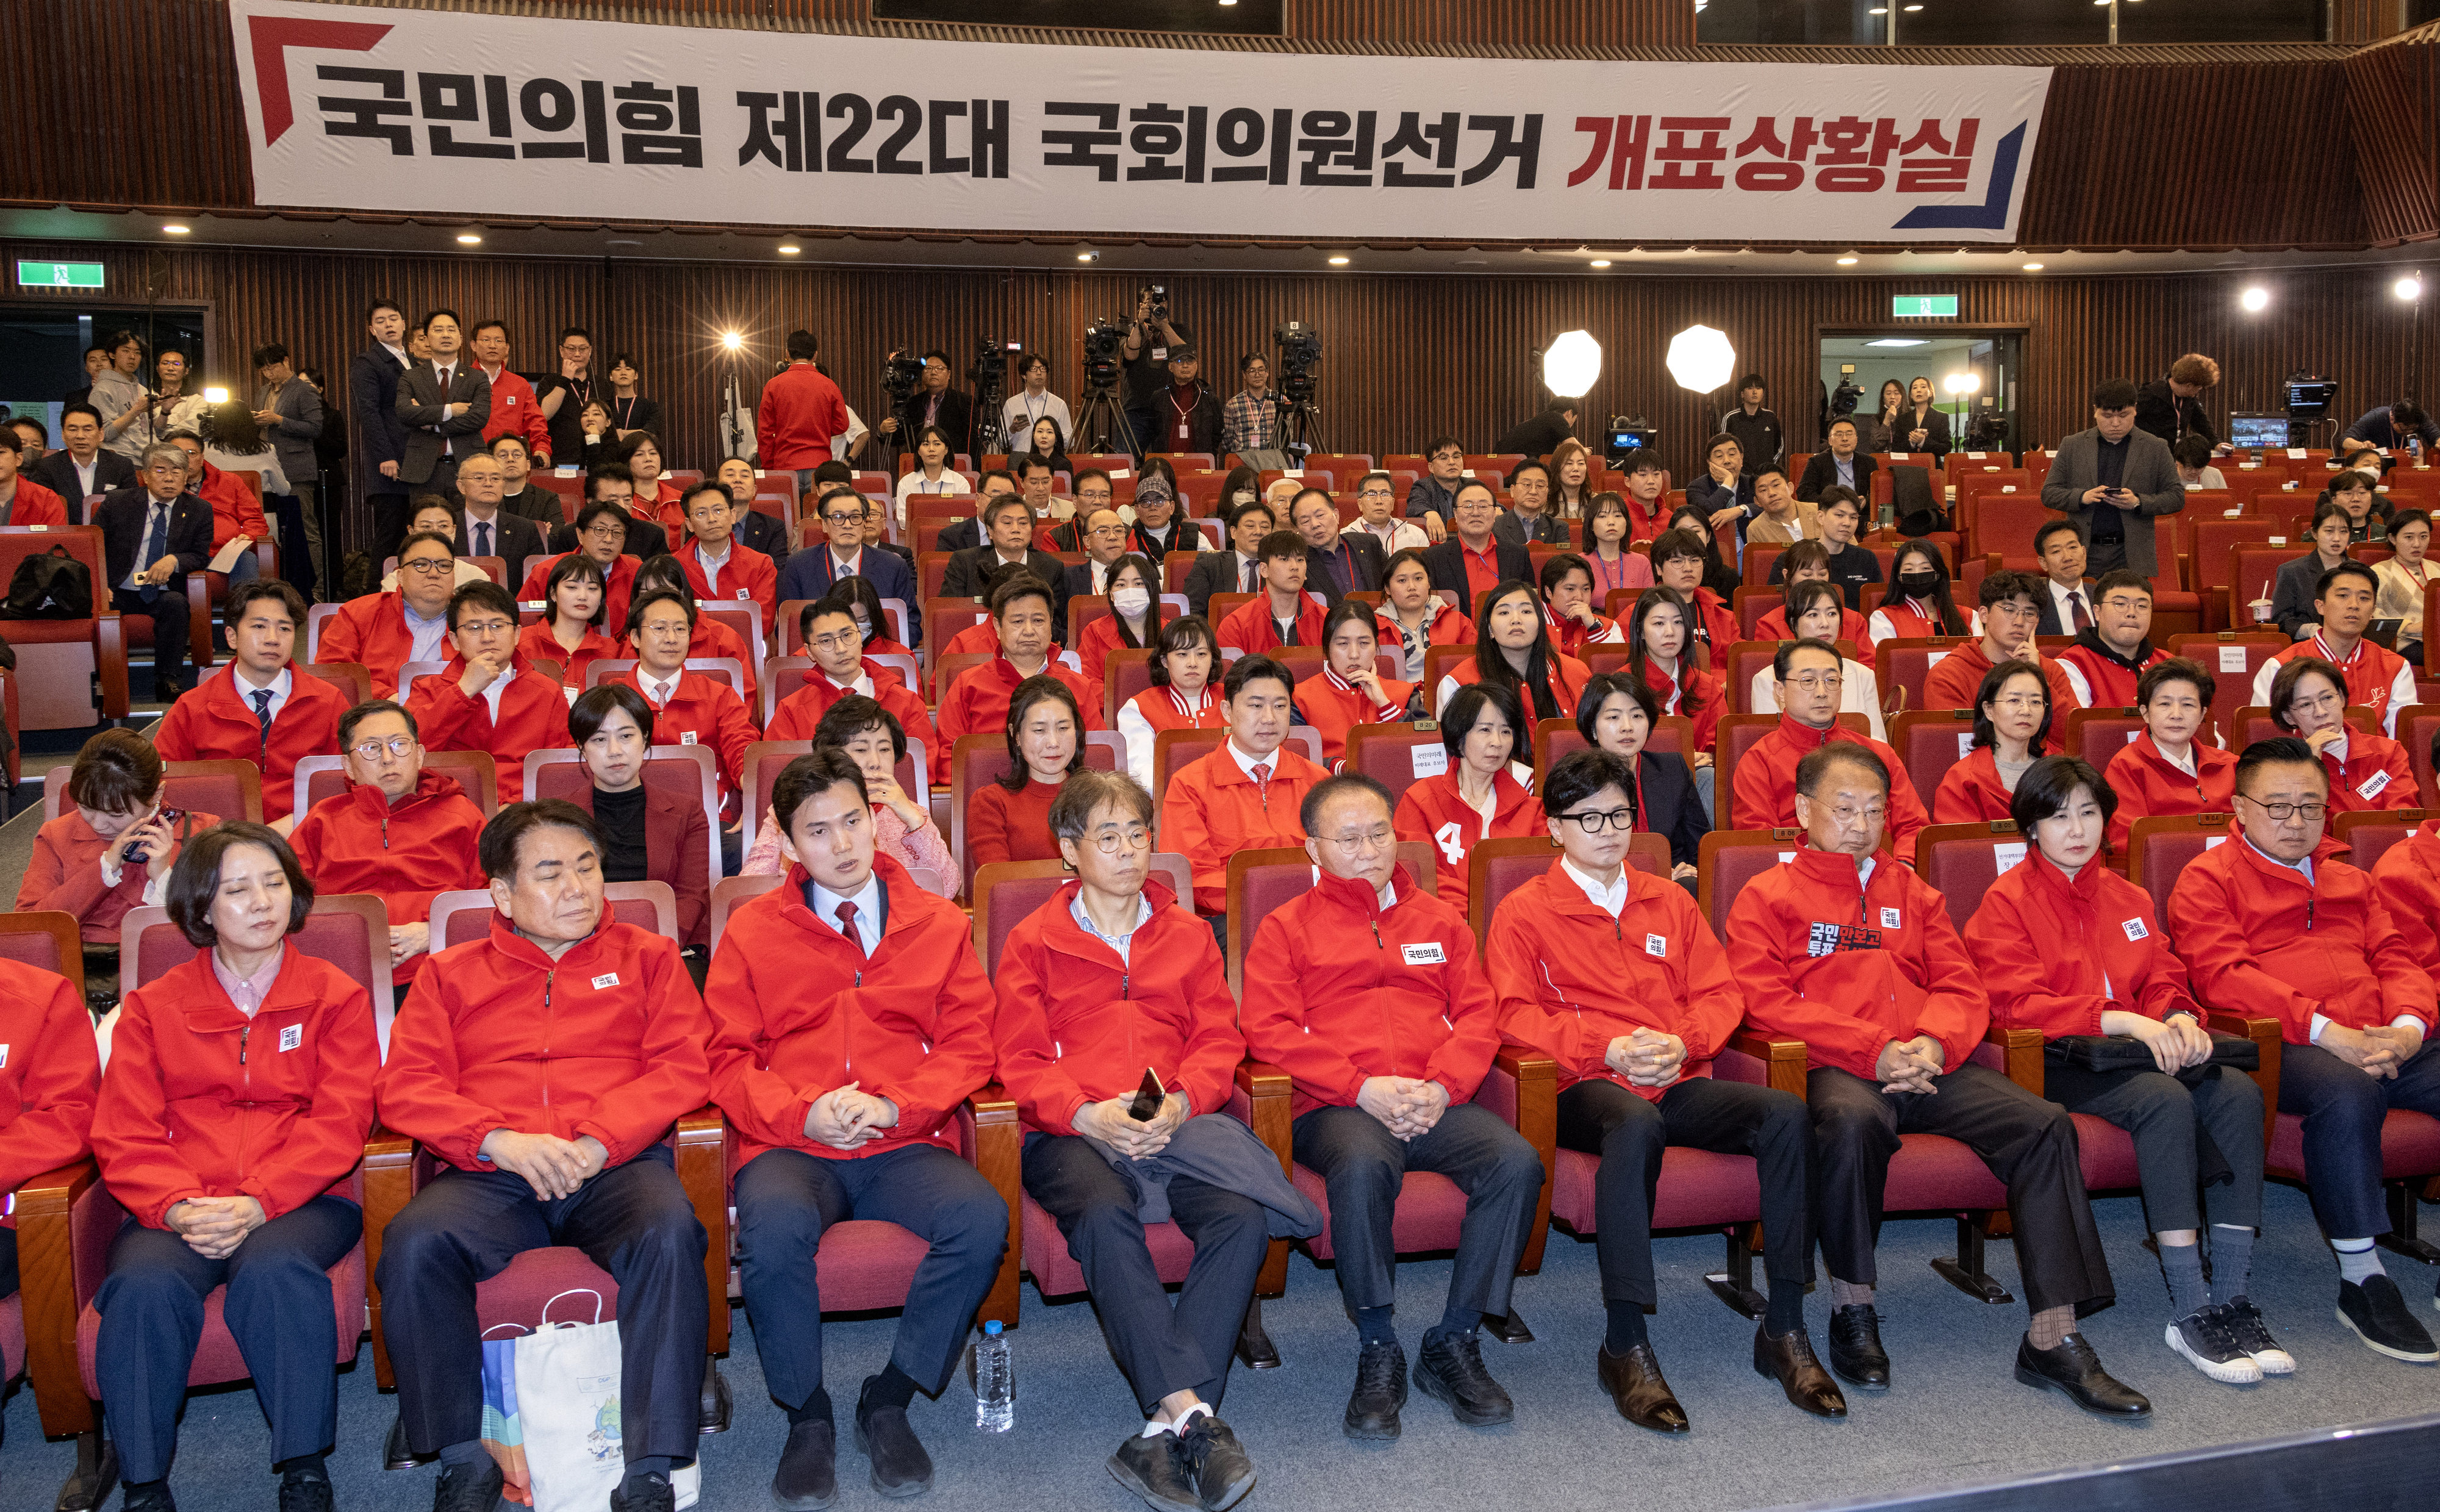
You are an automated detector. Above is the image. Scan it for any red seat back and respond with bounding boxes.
[2126,814,2237,947]
[1344,723,1444,809]
[1890,711,1976,806]
[2064,708,2145,770]
[1915,824,2030,933]
[1875,638,1976,718]
[2333,809,2426,873]
[1698,833,1800,939]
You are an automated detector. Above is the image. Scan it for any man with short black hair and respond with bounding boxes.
[27,401,137,504]
[673,482,778,635]
[931,468,1020,556]
[1217,531,1327,653]
[153,579,345,826]
[1720,374,1784,470]
[1222,352,1285,468]
[2040,379,2184,578]
[937,576,1102,764]
[1743,465,1819,546]
[1346,471,1429,554]
[1405,436,1468,530]
[318,529,458,698]
[394,308,492,501]
[1421,481,1531,610]
[466,321,550,465]
[1732,640,1928,859]
[250,342,328,591]
[488,434,558,526]
[1183,501,1277,619]
[448,451,545,586]
[1290,486,1385,600]
[2031,520,2093,637]
[778,485,920,642]
[1922,570,2084,715]
[0,429,68,526]
[942,492,1070,636]
[1796,418,1878,504]
[2057,570,2171,708]
[1494,462,1571,548]
[758,331,853,496]
[1161,657,1327,914]
[404,580,573,774]
[523,498,645,634]
[2341,398,2440,458]
[1491,399,1577,463]
[353,298,414,559]
[1768,489,1878,609]
[2252,559,2418,733]
[547,464,667,559]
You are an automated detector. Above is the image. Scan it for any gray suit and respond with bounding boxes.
[258,376,325,489]
[394,362,492,489]
[2039,426,2184,578]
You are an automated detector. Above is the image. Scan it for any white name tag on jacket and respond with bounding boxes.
[1879,908,1903,930]
[1645,933,1667,958]
[680,731,698,745]
[592,973,620,990]
[279,1024,303,1052]
[2359,769,2392,800]
[0,1043,8,1068]
[2122,917,2150,942]
[1401,942,1446,966]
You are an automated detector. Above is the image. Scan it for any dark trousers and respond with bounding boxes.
[110,585,189,684]
[0,1225,16,1299]
[1291,1101,1543,1320]
[94,1195,361,1483]
[1022,1128,1269,1412]
[1809,1062,2114,1315]
[1120,405,1158,459]
[2279,1037,2440,1238]
[734,1144,1006,1408]
[369,491,413,564]
[1557,1077,1815,1308]
[2086,537,2130,576]
[376,1145,706,1464]
[2043,1062,2264,1234]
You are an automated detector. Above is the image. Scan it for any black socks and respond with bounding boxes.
[1764,1277,1807,1336]
[1605,1300,1649,1354]
[863,1363,922,1412]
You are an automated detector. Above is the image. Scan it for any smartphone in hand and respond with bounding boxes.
[1127,1067,1166,1122]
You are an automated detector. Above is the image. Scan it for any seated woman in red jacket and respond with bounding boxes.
[2100,657,2236,855]
[1075,552,1163,688]
[16,729,220,944]
[2271,654,2419,814]
[1394,681,1541,894]
[745,692,955,894]
[1932,659,2053,824]
[1297,601,1419,769]
[565,683,714,946]
[1964,755,2281,1385]
[1624,588,1722,783]
[1437,579,1593,723]
[996,770,1316,1511]
[1115,615,1225,793]
[90,823,377,1511]
[967,675,1088,873]
[514,551,620,695]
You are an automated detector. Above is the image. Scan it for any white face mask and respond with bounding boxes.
[1111,585,1152,618]
[1232,490,1257,507]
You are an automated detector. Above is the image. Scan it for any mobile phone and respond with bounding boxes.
[120,807,185,864]
[1127,1067,1165,1122]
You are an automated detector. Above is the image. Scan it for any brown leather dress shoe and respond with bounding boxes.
[1753,1325,1848,1418]
[1598,1344,1688,1433]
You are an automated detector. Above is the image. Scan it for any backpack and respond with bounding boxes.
[0,545,93,619]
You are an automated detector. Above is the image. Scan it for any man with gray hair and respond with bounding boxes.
[96,442,213,699]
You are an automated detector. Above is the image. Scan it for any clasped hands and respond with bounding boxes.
[803,1081,900,1150]
[1357,1075,1449,1142]
[163,1194,267,1259]
[1876,1034,1947,1095]
[480,1128,611,1199]
[2320,1021,2426,1081]
[2124,1012,2217,1074]
[1605,1027,1687,1088]
[1072,1092,1192,1159]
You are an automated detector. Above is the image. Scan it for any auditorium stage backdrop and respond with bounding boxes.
[226,0,2052,244]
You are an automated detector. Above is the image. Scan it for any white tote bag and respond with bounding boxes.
[511,1290,700,1512]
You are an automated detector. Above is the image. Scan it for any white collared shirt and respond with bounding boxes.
[809,870,884,956]
[1228,739,1282,780]
[231,664,293,726]
[121,495,173,590]
[1560,856,1630,918]
[73,453,99,499]
[641,671,681,707]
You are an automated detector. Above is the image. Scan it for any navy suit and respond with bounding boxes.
[353,342,412,556]
[778,544,922,648]
[97,484,212,687]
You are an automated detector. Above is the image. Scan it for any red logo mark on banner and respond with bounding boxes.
[248,14,393,146]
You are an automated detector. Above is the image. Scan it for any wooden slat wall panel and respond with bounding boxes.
[2345,38,2440,247]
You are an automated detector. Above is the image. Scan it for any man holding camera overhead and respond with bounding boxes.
[878,349,972,464]
[1121,285,1193,460]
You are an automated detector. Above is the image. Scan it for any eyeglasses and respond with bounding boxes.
[1990,694,2046,712]
[820,511,861,525]
[399,557,456,576]
[809,629,862,652]
[1554,808,1635,833]
[1822,804,1887,828]
[1082,824,1152,855]
[457,618,513,637]
[350,736,417,760]
[2236,794,2329,822]
[1786,673,1843,693]
[1316,826,1396,853]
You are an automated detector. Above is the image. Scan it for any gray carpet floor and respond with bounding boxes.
[5,1177,2438,1512]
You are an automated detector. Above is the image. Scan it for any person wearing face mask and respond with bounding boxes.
[1864,540,1972,646]
[1751,582,1884,740]
[1074,553,1164,689]
[1922,571,2081,717]
[2100,659,2236,853]
[2040,379,2184,579]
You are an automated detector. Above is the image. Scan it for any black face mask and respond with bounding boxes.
[1896,573,1938,595]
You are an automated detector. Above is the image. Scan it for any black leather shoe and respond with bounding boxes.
[772,1419,838,1510]
[433,1460,504,1512]
[1343,1341,1407,1439]
[611,1472,675,1512]
[1415,1328,1514,1426]
[853,1383,936,1499]
[278,1465,336,1512]
[2014,1333,2152,1418]
[1107,1431,1197,1512]
[1598,1343,1688,1433]
[1828,1303,1890,1390]
[123,1484,177,1512]
[1753,1325,1848,1418]
[1175,1414,1256,1511]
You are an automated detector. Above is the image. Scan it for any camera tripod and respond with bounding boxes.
[1277,397,1327,460]
[1073,385,1143,456]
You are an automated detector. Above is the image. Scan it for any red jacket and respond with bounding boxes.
[678,539,778,636]
[2169,819,2433,1043]
[993,878,1243,1134]
[1965,848,2197,1038]
[517,618,620,692]
[0,477,68,527]
[1216,595,1328,654]
[570,781,710,948]
[476,364,552,460]
[1545,609,1625,662]
[0,958,100,1205]
[1687,587,1738,667]
[2372,818,2440,988]
[1486,861,1742,1100]
[2101,734,2236,855]
[2055,640,2170,710]
[315,591,437,698]
[93,945,376,1229]
[18,807,221,944]
[1241,864,1501,1117]
[405,652,574,776]
[1295,665,1414,769]
[1922,642,2079,718]
[704,858,995,1169]
[1866,596,1964,645]
[1161,740,1330,912]
[1393,768,1543,895]
[379,912,713,1170]
[2320,731,2419,814]
[518,553,642,644]
[196,462,268,553]
[767,661,942,779]
[289,769,487,983]
[2259,634,2414,733]
[756,362,851,471]
[1724,842,1990,1080]
[608,664,758,811]
[1730,714,1928,862]
[1756,603,1875,661]
[1440,650,1594,720]
[938,656,1105,782]
[152,662,350,823]
[1077,613,1163,689]
[1641,656,1723,755]
[1931,746,2017,825]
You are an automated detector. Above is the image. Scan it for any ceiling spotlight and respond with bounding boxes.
[1589,259,1612,268]
[720,331,744,351]
[2241,286,2270,312]
[1665,325,1735,395]
[777,243,801,256]
[1542,330,1604,398]
[456,233,483,245]
[2022,262,2044,271]
[1835,256,1859,266]
[203,387,229,404]
[2397,274,2424,301]
[162,224,190,235]
[1328,255,1350,266]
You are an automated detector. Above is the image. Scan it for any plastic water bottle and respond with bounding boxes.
[971,1320,1014,1432]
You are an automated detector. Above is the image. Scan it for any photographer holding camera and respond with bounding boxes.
[877,348,974,463]
[1121,285,1194,459]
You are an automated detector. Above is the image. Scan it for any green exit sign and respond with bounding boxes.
[17,261,105,289]
[1892,295,1958,318]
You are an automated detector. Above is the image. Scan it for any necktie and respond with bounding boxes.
[249,688,274,753]
[834,900,864,956]
[138,504,167,602]
[437,367,454,455]
[1241,559,1255,592]
[474,520,492,560]
[1251,762,1272,795]
[2069,592,2091,632]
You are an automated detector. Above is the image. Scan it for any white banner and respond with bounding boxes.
[228,1,2051,244]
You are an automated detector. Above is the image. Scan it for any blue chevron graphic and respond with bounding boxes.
[1890,122,2027,232]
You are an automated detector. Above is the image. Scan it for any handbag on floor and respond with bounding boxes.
[484,1289,700,1512]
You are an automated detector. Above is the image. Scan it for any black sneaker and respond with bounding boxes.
[609,1471,675,1512]
[1175,1414,1255,1511]
[1107,1431,1197,1512]
[1414,1327,1515,1426]
[772,1419,838,1510]
[279,1464,335,1512]
[2222,1297,2296,1375]
[2166,1306,2262,1383]
[853,1381,936,1499]
[2336,1276,2439,1363]
[1343,1341,1407,1439]
[433,1460,504,1512]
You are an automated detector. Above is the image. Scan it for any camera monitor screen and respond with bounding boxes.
[2230,414,2290,450]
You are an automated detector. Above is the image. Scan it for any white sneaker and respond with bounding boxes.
[2221,1297,2295,1375]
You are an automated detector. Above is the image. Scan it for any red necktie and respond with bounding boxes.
[2069,592,2091,632]
[834,900,863,956]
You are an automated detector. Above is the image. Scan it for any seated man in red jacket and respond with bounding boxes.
[404,580,573,777]
[2054,570,2170,709]
[936,575,1104,787]
[1727,742,2144,1417]
[376,801,713,1512]
[767,593,939,762]
[315,528,459,698]
[2174,736,2440,1363]
[152,579,346,828]
[1922,570,2082,715]
[1486,750,1842,1430]
[705,749,1006,1507]
[1161,654,1330,916]
[1215,529,1327,653]
[609,589,758,853]
[1241,774,1544,1441]
[673,481,777,636]
[287,698,486,986]
[1731,639,1929,861]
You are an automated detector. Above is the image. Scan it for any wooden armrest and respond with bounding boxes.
[673,1106,732,1355]
[966,1083,1023,1331]
[15,1158,98,1435]
[2204,1011,2284,1148]
[1235,1058,1295,1178]
[1492,1049,1558,1275]
[1983,1024,2046,1096]
[1726,1031,1810,1098]
[362,1128,419,1388]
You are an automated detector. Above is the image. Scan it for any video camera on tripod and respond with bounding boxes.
[879,347,924,407]
[1274,321,1322,406]
[1082,319,1127,393]
[969,336,1021,455]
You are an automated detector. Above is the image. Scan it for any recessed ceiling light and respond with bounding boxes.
[2022,261,2044,271]
[162,224,190,235]
[777,243,800,256]
[456,233,483,245]
[1328,256,1350,266]
[1866,338,1929,348]
[1835,256,1859,266]
[1589,259,1612,268]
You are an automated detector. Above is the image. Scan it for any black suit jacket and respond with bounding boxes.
[936,515,986,554]
[2032,576,2094,639]
[26,448,136,509]
[942,545,1071,637]
[1795,451,1878,504]
[395,362,493,484]
[896,389,974,459]
[1183,550,1258,620]
[352,342,411,498]
[1304,533,1387,603]
[97,485,211,588]
[1632,750,1709,869]
[499,485,565,528]
[548,514,669,560]
[454,509,547,586]
[732,509,791,569]
[1421,536,1532,611]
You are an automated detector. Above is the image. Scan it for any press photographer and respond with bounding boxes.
[1121,284,1194,460]
[877,347,973,461]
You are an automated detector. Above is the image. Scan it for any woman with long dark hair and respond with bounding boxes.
[1625,587,1724,767]
[1932,659,2053,823]
[1435,579,1591,720]
[1862,378,1907,454]
[1865,539,1970,643]
[516,553,619,692]
[1668,503,1740,602]
[1114,615,1225,790]
[1075,553,1166,686]
[968,675,1089,870]
[1896,374,1952,459]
